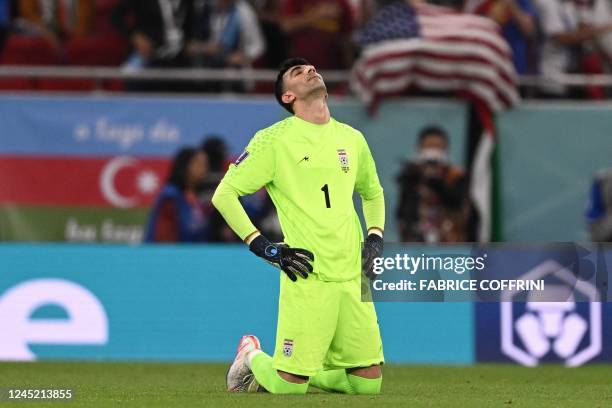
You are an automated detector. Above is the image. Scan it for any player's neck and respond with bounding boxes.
[294,97,330,125]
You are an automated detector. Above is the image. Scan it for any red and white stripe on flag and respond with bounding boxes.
[351,3,520,113]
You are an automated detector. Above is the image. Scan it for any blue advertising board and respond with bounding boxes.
[476,302,612,366]
[0,244,474,364]
[474,245,612,366]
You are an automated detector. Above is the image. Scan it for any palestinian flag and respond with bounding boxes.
[467,102,502,242]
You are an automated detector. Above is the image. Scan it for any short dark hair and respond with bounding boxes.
[167,147,200,191]
[418,125,449,147]
[275,57,310,114]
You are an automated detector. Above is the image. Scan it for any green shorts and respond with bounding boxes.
[272,273,384,377]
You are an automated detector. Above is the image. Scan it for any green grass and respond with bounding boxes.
[0,362,611,407]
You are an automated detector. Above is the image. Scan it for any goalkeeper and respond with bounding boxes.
[212,57,385,395]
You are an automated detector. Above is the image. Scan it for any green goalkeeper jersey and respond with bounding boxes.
[213,115,385,282]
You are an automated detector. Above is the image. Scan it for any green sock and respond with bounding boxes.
[309,369,355,394]
[250,352,309,394]
[347,374,382,395]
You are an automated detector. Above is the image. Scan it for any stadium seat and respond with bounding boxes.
[37,78,97,91]
[0,35,62,65]
[64,35,129,67]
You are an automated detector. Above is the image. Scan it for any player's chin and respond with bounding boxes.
[308,82,327,95]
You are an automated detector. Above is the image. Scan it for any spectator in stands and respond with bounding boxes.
[578,0,612,67]
[535,0,612,96]
[247,0,287,68]
[281,0,354,69]
[396,126,474,243]
[14,0,93,49]
[465,0,537,75]
[586,168,612,242]
[111,0,194,72]
[189,0,265,70]
[573,0,612,97]
[144,147,210,243]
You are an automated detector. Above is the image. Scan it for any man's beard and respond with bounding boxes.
[304,82,327,99]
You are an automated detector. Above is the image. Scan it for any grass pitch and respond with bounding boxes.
[0,362,610,407]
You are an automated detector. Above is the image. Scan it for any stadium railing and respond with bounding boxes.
[0,66,612,93]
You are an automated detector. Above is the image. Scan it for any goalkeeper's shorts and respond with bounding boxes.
[272,273,384,377]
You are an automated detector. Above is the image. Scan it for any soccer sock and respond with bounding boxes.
[249,352,309,394]
[347,374,382,395]
[309,369,355,394]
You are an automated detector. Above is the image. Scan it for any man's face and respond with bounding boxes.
[419,133,448,153]
[417,133,449,171]
[281,65,327,107]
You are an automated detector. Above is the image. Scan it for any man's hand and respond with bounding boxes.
[362,233,383,279]
[249,235,314,282]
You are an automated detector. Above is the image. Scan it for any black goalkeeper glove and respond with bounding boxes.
[362,233,384,280]
[249,235,315,282]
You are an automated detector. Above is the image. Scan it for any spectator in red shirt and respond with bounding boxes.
[144,147,210,243]
[281,0,353,69]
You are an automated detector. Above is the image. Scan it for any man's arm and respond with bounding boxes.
[211,130,314,280]
[212,131,275,241]
[355,132,385,277]
[355,132,385,234]
[211,181,259,242]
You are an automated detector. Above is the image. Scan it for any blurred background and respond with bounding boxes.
[0,0,611,367]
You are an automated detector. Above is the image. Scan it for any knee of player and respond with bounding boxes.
[347,374,382,395]
[264,371,309,394]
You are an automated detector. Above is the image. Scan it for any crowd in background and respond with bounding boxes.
[144,135,282,243]
[0,0,612,97]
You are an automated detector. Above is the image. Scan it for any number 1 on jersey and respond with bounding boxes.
[321,184,331,208]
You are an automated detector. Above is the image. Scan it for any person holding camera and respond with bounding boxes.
[395,125,475,243]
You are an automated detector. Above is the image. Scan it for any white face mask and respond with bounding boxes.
[416,148,448,164]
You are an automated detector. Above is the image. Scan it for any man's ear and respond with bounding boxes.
[282,92,295,105]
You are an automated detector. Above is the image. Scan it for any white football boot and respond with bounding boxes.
[226,335,263,392]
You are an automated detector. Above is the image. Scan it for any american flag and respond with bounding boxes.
[351,1,520,113]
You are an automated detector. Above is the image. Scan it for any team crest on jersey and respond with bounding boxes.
[283,339,294,357]
[337,149,349,173]
[234,150,249,166]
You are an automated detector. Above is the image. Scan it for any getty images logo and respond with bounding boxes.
[500,260,602,367]
[0,279,108,361]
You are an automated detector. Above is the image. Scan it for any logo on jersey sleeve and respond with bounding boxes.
[234,151,249,166]
[337,149,349,173]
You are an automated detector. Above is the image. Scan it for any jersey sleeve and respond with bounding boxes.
[224,130,276,195]
[211,130,276,240]
[355,132,385,231]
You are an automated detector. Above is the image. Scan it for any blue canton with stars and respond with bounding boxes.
[357,2,421,47]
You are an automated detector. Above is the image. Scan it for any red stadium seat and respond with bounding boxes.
[37,78,97,91]
[0,35,62,65]
[64,35,129,66]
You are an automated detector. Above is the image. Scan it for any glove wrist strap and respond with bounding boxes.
[249,235,278,261]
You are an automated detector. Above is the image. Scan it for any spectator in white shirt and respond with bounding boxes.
[535,0,612,96]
